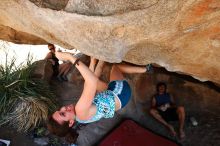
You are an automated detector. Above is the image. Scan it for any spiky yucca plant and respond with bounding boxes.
[0,53,57,132]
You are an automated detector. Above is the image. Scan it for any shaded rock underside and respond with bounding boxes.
[0,0,220,85]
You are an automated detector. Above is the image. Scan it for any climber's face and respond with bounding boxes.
[52,104,76,127]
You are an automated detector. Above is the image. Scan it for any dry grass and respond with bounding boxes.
[1,96,54,132]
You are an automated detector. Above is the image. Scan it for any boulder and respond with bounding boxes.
[31,60,53,81]
[0,0,219,84]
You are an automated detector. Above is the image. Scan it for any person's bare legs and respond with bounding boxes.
[57,63,67,80]
[177,106,185,139]
[62,63,71,76]
[89,57,97,73]
[89,57,106,79]
[94,60,108,92]
[57,63,72,81]
[88,57,108,92]
[110,63,147,81]
[150,108,177,136]
[94,60,105,78]
[58,63,65,76]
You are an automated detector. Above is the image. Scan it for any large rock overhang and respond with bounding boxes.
[0,0,220,84]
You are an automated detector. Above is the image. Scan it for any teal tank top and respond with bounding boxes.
[75,90,115,123]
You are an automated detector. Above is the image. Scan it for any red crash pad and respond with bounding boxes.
[99,120,180,146]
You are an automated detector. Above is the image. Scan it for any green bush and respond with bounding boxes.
[0,52,57,132]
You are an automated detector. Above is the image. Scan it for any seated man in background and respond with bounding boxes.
[149,82,185,139]
[44,44,59,77]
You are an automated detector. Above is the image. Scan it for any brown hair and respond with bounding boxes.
[47,116,78,143]
[156,82,167,93]
[48,43,55,50]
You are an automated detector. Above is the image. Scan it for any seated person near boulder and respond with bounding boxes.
[149,82,185,139]
[57,61,72,81]
[47,52,152,143]
[44,44,59,77]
